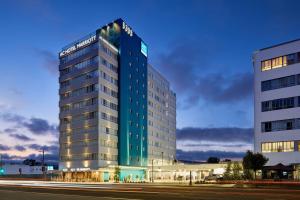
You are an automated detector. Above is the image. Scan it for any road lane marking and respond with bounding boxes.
[1,189,143,200]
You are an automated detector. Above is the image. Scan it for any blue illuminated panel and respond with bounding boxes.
[115,19,148,167]
[96,19,148,167]
[141,41,148,57]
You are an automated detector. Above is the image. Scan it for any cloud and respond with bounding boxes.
[157,39,253,108]
[176,127,253,143]
[0,153,58,163]
[28,144,58,154]
[0,112,58,135]
[26,153,59,163]
[176,149,246,162]
[0,113,25,124]
[0,144,11,151]
[9,133,34,142]
[3,128,17,133]
[9,88,23,96]
[158,40,201,93]
[35,49,58,76]
[175,127,253,161]
[23,118,57,135]
[0,153,24,161]
[187,72,253,106]
[15,145,26,152]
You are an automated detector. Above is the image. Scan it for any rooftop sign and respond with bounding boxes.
[59,35,97,57]
[122,21,133,37]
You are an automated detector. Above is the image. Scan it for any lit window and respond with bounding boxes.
[261,60,271,71]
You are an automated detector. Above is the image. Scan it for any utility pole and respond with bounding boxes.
[40,148,46,180]
[161,152,164,166]
[189,170,192,186]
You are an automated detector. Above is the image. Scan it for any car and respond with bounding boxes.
[204,175,223,183]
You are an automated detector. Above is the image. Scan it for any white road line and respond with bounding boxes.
[1,189,143,200]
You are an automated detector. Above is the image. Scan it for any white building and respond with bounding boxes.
[148,65,176,166]
[253,39,300,166]
[1,164,44,175]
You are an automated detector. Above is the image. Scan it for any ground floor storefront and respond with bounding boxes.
[262,163,300,180]
[58,166,147,183]
[56,163,227,183]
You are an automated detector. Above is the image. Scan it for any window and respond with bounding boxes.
[261,60,271,71]
[261,74,298,92]
[60,43,98,64]
[261,51,299,72]
[261,118,300,132]
[85,111,97,120]
[101,112,118,124]
[287,54,296,65]
[262,141,294,153]
[262,97,297,112]
[60,80,70,88]
[272,57,283,69]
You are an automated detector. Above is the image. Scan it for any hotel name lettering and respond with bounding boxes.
[59,35,96,57]
[122,21,133,37]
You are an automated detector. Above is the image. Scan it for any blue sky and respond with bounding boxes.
[1,0,300,162]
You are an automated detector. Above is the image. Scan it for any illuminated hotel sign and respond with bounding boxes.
[141,41,148,57]
[59,35,96,57]
[122,21,133,37]
[62,168,90,172]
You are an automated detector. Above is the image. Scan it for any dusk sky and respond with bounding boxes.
[1,0,300,162]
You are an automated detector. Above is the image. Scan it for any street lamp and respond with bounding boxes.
[39,148,46,180]
[152,159,154,183]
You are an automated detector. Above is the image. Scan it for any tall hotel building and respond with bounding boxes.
[253,39,300,166]
[58,18,176,181]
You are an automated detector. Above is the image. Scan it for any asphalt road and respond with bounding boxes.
[0,180,299,200]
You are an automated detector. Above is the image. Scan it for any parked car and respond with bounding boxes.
[204,175,223,183]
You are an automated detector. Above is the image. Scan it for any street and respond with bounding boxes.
[0,180,299,200]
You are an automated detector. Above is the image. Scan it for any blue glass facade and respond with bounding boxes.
[96,19,148,167]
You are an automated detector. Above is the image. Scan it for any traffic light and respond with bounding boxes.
[0,168,4,175]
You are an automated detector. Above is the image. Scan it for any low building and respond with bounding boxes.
[149,162,227,182]
[1,164,43,175]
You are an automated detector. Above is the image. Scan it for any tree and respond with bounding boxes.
[23,159,36,166]
[243,151,268,179]
[252,152,268,179]
[223,162,232,180]
[242,151,254,180]
[232,161,242,180]
[114,167,120,182]
[207,157,220,163]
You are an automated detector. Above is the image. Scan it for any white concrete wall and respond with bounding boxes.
[2,164,43,175]
[254,40,300,165]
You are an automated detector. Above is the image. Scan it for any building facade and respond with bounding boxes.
[253,39,300,166]
[148,65,176,166]
[58,18,176,181]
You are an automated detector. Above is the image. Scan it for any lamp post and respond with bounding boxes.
[189,170,192,186]
[39,148,46,180]
[152,159,154,183]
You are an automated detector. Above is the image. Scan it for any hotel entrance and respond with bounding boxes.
[62,171,101,182]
